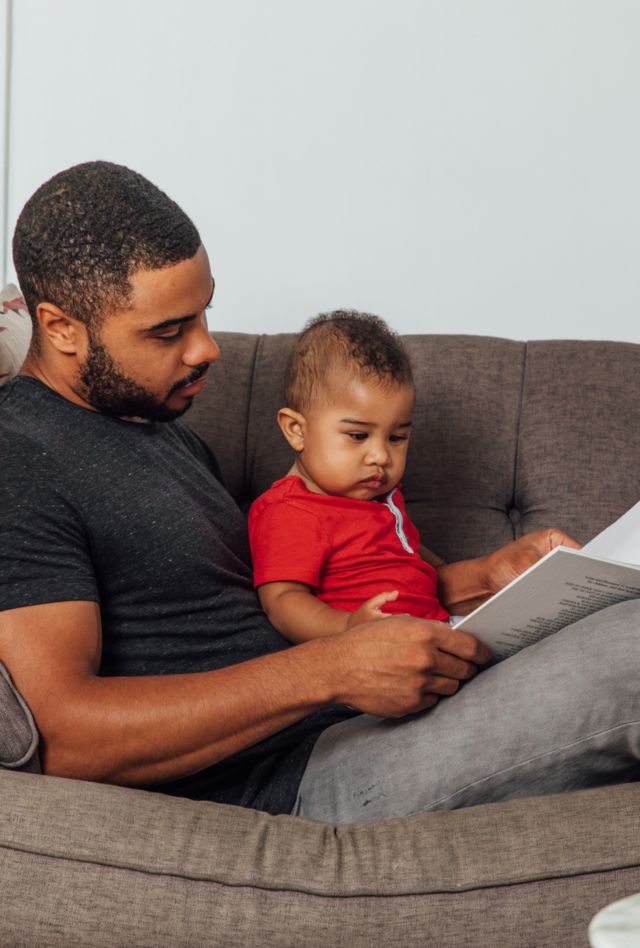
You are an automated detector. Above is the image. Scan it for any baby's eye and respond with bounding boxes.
[390,434,409,443]
[347,432,368,442]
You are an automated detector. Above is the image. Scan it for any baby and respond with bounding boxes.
[248,310,450,642]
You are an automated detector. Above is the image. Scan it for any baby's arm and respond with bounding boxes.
[258,582,399,643]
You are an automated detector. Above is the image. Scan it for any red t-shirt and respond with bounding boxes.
[248,476,449,621]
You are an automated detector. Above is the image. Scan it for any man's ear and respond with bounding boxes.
[277,407,306,452]
[36,302,85,354]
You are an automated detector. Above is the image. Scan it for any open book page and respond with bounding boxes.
[581,500,640,565]
[453,547,640,662]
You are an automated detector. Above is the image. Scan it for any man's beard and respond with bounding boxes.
[77,333,207,422]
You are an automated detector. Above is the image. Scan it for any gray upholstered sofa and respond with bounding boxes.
[1,332,640,947]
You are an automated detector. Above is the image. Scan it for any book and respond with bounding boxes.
[452,501,640,662]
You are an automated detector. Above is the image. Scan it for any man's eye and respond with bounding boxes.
[157,326,184,342]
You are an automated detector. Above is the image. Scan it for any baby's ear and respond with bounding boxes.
[277,407,306,452]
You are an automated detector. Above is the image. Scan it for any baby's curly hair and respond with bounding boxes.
[284,310,414,411]
[12,160,201,341]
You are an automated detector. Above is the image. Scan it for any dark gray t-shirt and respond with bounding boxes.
[0,377,354,813]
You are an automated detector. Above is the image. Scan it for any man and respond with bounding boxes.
[1,161,638,821]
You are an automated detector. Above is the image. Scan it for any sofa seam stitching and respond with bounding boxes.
[1,840,638,898]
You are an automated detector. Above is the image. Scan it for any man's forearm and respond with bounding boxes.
[436,529,580,614]
[38,642,337,785]
[436,556,493,614]
[421,542,493,614]
[2,600,490,789]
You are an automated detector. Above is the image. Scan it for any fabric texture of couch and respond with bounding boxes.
[1,327,640,947]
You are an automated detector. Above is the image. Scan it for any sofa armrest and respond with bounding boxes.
[0,661,40,772]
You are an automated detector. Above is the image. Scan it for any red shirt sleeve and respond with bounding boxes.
[248,496,332,589]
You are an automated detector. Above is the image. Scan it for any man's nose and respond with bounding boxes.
[185,326,220,367]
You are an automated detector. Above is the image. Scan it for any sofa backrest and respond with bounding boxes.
[186,333,640,563]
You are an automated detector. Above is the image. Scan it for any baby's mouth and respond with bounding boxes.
[360,473,387,488]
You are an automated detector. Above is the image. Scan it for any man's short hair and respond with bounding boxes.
[284,309,414,411]
[12,160,201,336]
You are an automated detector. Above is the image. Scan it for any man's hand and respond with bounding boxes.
[437,528,580,614]
[319,616,491,718]
[483,529,580,597]
[345,590,400,628]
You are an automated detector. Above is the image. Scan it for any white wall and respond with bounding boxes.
[3,0,640,341]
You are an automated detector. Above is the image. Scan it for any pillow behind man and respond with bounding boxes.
[0,285,40,770]
[0,285,31,386]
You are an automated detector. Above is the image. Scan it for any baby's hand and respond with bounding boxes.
[346,590,400,629]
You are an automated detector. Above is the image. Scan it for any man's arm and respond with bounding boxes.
[0,599,490,786]
[431,529,581,614]
[418,544,445,568]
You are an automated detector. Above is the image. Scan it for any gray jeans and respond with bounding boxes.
[294,599,640,822]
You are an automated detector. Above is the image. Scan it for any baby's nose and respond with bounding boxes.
[365,443,391,465]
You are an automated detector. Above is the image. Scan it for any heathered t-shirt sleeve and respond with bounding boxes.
[0,437,98,610]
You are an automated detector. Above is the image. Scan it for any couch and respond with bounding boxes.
[1,327,640,947]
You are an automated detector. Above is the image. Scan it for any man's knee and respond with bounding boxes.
[580,598,640,648]
[562,598,640,691]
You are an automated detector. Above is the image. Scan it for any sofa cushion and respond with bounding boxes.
[516,340,640,544]
[1,771,639,946]
[0,662,40,772]
[0,285,31,386]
